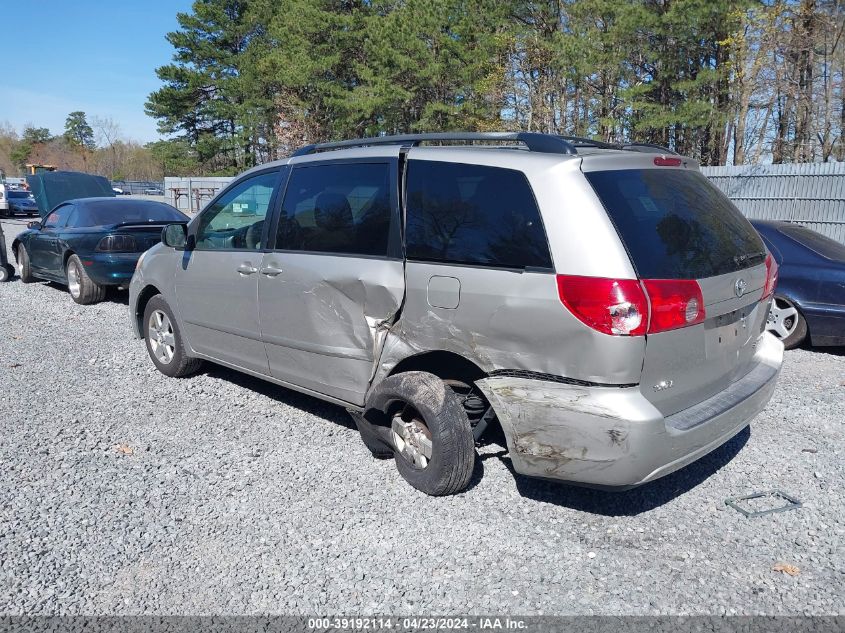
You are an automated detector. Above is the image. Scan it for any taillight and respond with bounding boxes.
[556,275,706,336]
[762,253,778,299]
[96,235,138,252]
[642,279,705,333]
[653,156,682,167]
[556,276,648,336]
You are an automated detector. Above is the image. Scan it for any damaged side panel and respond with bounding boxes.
[371,262,647,389]
[258,252,404,406]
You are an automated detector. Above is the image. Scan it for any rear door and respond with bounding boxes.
[585,167,770,416]
[175,169,282,375]
[257,152,404,405]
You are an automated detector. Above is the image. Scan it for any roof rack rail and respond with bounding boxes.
[557,135,620,150]
[621,142,679,155]
[292,132,578,157]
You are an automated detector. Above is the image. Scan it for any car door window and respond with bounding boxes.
[43,204,74,229]
[276,162,396,257]
[194,171,279,251]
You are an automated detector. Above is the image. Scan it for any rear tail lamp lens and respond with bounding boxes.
[556,275,706,336]
[642,279,705,333]
[762,253,779,299]
[654,156,682,167]
[96,235,138,252]
[556,276,648,336]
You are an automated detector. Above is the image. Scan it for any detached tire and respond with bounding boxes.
[66,254,106,304]
[366,371,475,496]
[143,294,203,378]
[17,245,34,283]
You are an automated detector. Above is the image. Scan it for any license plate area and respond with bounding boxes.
[705,302,759,359]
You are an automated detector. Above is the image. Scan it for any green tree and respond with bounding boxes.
[22,126,52,144]
[64,111,95,149]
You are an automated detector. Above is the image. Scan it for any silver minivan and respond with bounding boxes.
[129,133,783,496]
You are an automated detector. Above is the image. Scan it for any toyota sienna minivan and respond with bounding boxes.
[129,132,783,496]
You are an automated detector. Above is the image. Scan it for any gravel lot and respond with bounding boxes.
[1,217,843,616]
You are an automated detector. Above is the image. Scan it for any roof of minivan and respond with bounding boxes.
[238,142,698,180]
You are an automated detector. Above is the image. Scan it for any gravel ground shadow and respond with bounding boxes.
[504,426,751,516]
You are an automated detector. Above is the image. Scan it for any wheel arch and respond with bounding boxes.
[135,284,164,336]
[386,350,487,384]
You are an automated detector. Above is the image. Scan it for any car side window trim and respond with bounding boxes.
[189,167,285,253]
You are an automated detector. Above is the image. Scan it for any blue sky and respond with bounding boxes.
[2,0,194,143]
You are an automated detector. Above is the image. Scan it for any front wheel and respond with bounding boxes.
[17,245,34,283]
[766,295,807,349]
[143,294,203,378]
[365,371,476,496]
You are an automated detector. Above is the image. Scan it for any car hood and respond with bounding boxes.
[26,171,115,218]
[9,197,37,207]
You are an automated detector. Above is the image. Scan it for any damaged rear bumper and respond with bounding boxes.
[476,333,783,489]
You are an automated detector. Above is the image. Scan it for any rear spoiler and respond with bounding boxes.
[111,220,188,230]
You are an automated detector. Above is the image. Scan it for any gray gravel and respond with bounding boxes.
[1,217,843,615]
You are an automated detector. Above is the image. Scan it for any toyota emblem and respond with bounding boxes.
[734,278,747,298]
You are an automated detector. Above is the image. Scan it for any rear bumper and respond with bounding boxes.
[476,332,783,489]
[83,253,140,286]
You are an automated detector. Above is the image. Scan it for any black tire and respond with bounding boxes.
[366,371,475,496]
[66,254,106,305]
[143,294,203,378]
[0,264,10,282]
[17,244,35,283]
[349,410,395,459]
[769,295,808,350]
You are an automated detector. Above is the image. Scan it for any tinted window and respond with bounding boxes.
[195,171,279,251]
[586,169,766,279]
[73,202,186,227]
[44,204,74,228]
[9,191,33,199]
[779,225,845,262]
[277,163,394,256]
[405,161,552,269]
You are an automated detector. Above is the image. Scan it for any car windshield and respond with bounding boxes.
[780,224,845,262]
[586,169,766,279]
[76,202,186,227]
[9,191,34,199]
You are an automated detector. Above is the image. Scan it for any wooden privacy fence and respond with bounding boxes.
[701,162,845,245]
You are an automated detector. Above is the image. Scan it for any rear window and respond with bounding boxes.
[586,169,765,279]
[779,225,845,262]
[75,202,185,227]
[405,161,552,270]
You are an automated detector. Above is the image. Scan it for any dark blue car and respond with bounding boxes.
[13,197,188,304]
[752,220,845,349]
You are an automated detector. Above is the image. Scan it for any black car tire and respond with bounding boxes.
[366,371,476,496]
[66,254,107,305]
[0,264,10,282]
[143,294,203,378]
[17,245,35,283]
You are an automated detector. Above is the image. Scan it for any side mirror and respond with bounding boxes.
[27,221,41,230]
[162,223,188,249]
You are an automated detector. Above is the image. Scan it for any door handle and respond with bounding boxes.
[237,263,258,275]
[260,265,283,277]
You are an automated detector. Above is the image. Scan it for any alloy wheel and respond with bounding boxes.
[148,310,176,364]
[67,261,81,298]
[766,297,799,340]
[391,404,433,469]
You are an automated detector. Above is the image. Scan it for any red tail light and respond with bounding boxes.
[642,279,705,333]
[762,253,779,299]
[556,276,648,336]
[556,275,706,336]
[654,156,682,167]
